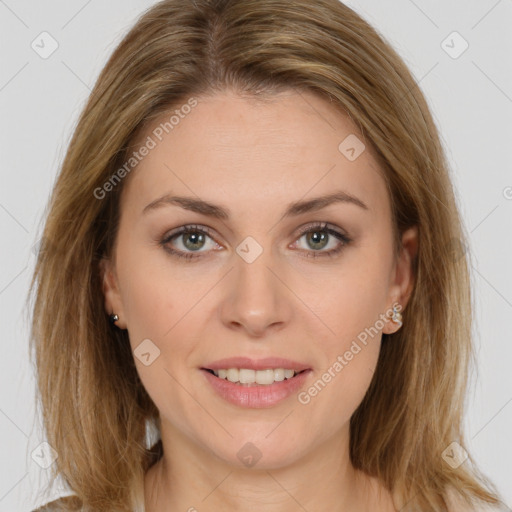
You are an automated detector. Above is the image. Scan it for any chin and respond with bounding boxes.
[204,432,310,471]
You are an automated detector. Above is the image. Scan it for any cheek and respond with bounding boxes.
[116,251,199,427]
[115,243,203,376]
[296,248,390,417]
[309,256,391,353]
[116,237,181,337]
[298,312,382,436]
[120,274,171,341]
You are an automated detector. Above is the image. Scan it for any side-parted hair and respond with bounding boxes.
[28,0,504,510]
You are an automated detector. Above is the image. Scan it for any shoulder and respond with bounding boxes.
[32,495,83,512]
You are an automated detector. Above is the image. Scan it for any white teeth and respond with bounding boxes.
[239,368,255,384]
[273,368,285,382]
[210,368,301,385]
[256,369,275,385]
[226,368,239,383]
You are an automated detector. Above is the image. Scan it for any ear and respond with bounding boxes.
[383,225,418,334]
[98,257,127,329]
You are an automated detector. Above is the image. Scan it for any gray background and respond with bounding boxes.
[0,0,511,510]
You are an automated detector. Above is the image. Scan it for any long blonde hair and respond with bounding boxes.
[28,0,505,510]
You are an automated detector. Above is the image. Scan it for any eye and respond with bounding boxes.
[159,222,352,260]
[159,224,220,260]
[291,221,352,259]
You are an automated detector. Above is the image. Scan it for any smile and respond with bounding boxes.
[201,368,312,408]
[206,368,305,385]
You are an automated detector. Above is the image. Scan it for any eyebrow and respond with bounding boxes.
[142,190,369,219]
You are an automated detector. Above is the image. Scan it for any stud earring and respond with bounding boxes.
[109,313,119,327]
[391,304,403,328]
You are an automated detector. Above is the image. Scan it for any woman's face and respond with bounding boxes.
[101,89,416,469]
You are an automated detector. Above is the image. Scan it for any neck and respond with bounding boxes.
[144,420,393,512]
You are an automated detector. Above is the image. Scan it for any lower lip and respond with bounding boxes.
[201,369,312,408]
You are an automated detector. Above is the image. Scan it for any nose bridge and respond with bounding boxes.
[236,243,277,295]
[220,237,291,335]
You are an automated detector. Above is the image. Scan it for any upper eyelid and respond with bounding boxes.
[162,222,348,246]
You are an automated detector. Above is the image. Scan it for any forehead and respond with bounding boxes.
[120,90,389,220]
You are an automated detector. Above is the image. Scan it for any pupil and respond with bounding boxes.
[185,232,204,250]
[308,231,327,249]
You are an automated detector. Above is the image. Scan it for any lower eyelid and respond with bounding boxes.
[293,232,349,257]
[161,224,351,258]
[161,231,218,257]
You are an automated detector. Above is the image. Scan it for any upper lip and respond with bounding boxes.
[202,357,311,372]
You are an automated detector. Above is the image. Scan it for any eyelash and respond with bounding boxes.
[159,222,352,261]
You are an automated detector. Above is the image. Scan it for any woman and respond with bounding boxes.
[29,0,508,510]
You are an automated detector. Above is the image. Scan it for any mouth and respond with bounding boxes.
[201,367,309,386]
[201,366,312,408]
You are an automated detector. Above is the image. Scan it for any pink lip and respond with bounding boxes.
[202,357,311,372]
[201,368,312,408]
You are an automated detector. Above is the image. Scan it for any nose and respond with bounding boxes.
[219,246,293,338]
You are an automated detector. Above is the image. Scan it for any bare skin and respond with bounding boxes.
[100,89,417,511]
